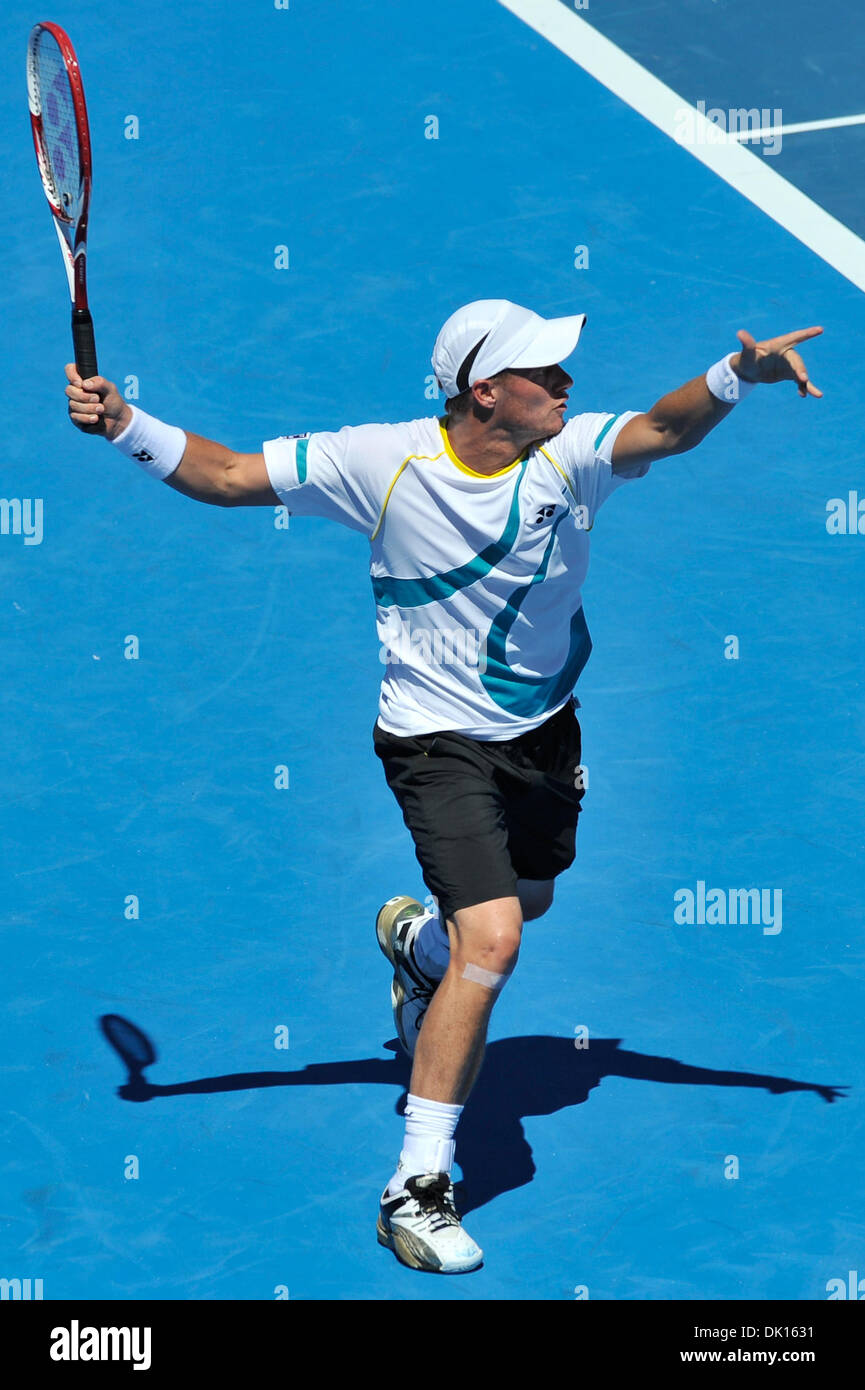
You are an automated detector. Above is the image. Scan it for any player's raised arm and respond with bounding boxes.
[64,364,279,507]
[611,326,823,471]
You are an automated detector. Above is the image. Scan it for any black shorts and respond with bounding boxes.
[373,698,585,921]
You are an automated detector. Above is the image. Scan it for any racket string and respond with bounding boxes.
[33,33,81,212]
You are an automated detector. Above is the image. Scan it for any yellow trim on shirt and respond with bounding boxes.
[539,445,577,501]
[439,420,524,478]
[370,448,446,541]
[370,421,529,542]
[540,445,594,530]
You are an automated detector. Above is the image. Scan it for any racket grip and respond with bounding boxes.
[72,307,104,435]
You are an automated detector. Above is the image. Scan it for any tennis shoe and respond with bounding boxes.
[375,896,441,1056]
[377,1172,483,1273]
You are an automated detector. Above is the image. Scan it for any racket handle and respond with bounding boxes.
[72,307,104,435]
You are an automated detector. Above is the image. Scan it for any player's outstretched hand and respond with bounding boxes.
[64,363,132,438]
[733,326,823,398]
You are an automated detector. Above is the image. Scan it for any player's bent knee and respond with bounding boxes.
[450,925,521,978]
[448,898,522,977]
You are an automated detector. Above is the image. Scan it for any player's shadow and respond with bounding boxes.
[98,1015,848,1215]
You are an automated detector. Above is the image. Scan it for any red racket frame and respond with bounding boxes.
[28,20,94,315]
[27,19,101,425]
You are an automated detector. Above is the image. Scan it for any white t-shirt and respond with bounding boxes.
[262,412,649,739]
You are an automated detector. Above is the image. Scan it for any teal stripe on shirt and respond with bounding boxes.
[479,511,592,715]
[296,437,309,483]
[593,414,620,451]
[371,461,528,608]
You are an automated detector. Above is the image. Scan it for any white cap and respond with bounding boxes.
[431,299,587,399]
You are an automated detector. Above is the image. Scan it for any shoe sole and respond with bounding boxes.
[375,895,423,967]
[375,896,425,1054]
[376,1215,482,1274]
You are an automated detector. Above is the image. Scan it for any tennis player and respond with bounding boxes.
[64,299,821,1274]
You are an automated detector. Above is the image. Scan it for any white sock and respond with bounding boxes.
[412,907,450,980]
[387,1093,463,1195]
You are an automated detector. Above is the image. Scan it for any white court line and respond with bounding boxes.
[497,0,865,293]
[733,113,865,140]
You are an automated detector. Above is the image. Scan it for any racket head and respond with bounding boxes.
[26,21,93,305]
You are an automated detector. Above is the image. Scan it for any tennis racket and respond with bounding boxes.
[26,21,101,433]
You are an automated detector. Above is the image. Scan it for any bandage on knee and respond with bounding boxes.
[461,962,511,990]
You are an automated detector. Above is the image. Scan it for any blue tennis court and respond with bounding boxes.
[2,0,863,1301]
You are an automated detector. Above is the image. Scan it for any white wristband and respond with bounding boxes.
[705,353,757,404]
[111,404,187,479]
